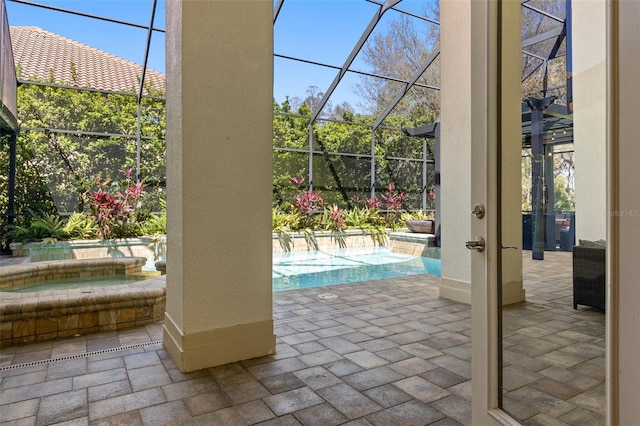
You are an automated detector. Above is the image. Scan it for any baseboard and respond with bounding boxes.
[163,313,276,372]
[502,279,526,305]
[439,277,472,304]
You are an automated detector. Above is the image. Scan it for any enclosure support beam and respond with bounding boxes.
[527,96,555,260]
[530,101,545,260]
[544,141,556,250]
[370,129,376,201]
[422,139,427,212]
[434,124,441,247]
[3,131,16,254]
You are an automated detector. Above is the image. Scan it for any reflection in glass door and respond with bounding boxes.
[501,1,607,424]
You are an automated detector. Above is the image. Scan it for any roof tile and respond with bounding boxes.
[10,26,165,95]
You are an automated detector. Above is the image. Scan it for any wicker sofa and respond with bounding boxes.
[572,244,606,311]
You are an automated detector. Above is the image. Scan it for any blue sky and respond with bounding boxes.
[6,0,435,111]
[6,0,166,72]
[273,0,435,109]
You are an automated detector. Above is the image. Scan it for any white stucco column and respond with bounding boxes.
[439,0,523,305]
[163,0,275,372]
[572,0,606,242]
[439,0,472,303]
[500,1,525,305]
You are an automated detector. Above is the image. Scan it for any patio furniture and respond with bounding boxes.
[572,245,606,311]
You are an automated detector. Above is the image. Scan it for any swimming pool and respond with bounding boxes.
[273,246,440,291]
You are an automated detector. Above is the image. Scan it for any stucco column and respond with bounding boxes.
[439,0,472,303]
[164,0,275,372]
[440,0,523,305]
[573,0,606,242]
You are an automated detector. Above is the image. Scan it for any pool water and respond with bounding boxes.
[3,274,154,293]
[273,247,440,291]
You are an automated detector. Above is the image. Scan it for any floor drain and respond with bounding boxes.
[0,340,163,371]
[317,293,338,299]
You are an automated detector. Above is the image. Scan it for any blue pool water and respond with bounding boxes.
[273,247,440,292]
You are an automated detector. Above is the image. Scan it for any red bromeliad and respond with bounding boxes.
[86,168,145,239]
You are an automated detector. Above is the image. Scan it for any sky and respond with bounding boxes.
[5,0,436,112]
[6,0,166,72]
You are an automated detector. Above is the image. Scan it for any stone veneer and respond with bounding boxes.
[0,258,165,346]
[388,231,440,258]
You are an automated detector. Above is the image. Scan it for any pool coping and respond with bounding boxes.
[0,258,166,346]
[0,257,148,289]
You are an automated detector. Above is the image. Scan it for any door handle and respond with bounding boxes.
[466,236,485,252]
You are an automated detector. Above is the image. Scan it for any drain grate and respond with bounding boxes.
[317,293,338,300]
[0,340,163,371]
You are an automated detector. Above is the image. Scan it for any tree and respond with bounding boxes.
[521,1,568,102]
[273,98,313,209]
[554,175,575,212]
[273,97,436,212]
[521,149,575,213]
[355,13,440,119]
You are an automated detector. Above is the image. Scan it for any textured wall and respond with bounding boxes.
[440,0,472,294]
[165,0,274,370]
[573,1,606,242]
[615,1,640,422]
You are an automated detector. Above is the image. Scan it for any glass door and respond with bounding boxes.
[501,1,607,424]
[467,0,507,422]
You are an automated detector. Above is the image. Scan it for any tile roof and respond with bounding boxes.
[10,26,165,95]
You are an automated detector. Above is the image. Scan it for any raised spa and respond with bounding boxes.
[0,257,165,346]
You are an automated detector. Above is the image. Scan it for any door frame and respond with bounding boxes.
[469,0,502,422]
[470,0,638,424]
[608,0,640,423]
[469,0,529,424]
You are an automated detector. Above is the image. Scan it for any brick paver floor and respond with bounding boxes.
[0,251,605,425]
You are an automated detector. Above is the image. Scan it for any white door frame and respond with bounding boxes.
[469,0,640,424]
[469,0,527,424]
[608,0,640,423]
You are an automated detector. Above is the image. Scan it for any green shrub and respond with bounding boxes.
[140,200,167,236]
[7,212,68,242]
[63,212,99,239]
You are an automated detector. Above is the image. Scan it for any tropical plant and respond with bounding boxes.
[86,167,146,239]
[290,176,324,229]
[272,177,407,250]
[63,212,99,239]
[343,206,380,229]
[140,199,167,236]
[321,204,347,248]
[342,207,388,246]
[272,208,301,252]
[401,209,434,223]
[7,212,68,242]
[6,73,166,215]
[379,182,407,229]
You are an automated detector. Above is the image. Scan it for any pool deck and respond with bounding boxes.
[0,251,604,425]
